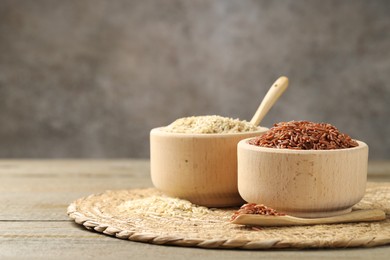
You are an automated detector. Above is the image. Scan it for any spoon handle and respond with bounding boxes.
[304,209,387,225]
[250,76,289,126]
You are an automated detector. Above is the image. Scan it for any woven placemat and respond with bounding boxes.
[67,182,390,249]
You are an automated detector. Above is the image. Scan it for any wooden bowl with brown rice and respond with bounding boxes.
[237,121,368,218]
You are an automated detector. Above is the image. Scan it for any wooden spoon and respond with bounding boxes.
[231,209,386,227]
[250,76,289,126]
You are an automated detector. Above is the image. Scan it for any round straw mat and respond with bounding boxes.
[67,182,390,249]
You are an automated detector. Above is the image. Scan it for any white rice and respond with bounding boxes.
[163,115,259,134]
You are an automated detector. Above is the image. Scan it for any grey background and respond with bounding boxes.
[0,0,389,159]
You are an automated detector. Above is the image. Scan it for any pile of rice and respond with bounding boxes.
[249,120,358,150]
[164,115,259,134]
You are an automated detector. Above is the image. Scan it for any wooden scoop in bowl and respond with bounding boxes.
[250,76,289,127]
[231,209,386,227]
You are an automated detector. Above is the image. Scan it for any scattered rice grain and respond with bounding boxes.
[118,196,210,219]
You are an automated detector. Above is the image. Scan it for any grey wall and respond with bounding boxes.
[0,0,389,159]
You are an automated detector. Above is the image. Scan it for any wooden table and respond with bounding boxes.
[1,160,390,259]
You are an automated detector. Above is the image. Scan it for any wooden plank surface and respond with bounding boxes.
[0,160,390,259]
[0,160,152,221]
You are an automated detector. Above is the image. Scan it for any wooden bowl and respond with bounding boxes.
[237,139,368,217]
[150,127,268,207]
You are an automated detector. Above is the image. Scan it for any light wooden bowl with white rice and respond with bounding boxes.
[150,116,268,207]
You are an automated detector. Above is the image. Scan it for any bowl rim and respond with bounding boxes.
[150,126,269,138]
[238,138,368,154]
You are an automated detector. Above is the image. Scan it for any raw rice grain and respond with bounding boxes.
[164,115,259,134]
[249,121,358,150]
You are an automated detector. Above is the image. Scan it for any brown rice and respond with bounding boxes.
[231,203,285,221]
[249,120,358,150]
